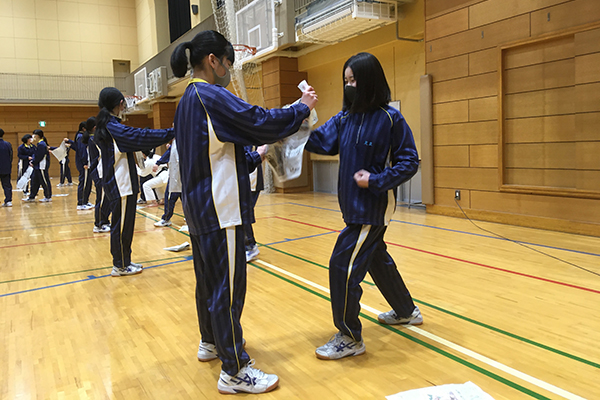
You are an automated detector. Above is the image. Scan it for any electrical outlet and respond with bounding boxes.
[454,190,461,200]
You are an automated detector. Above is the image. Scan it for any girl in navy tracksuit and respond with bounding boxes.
[25,130,52,202]
[86,117,111,233]
[305,53,421,360]
[170,30,317,394]
[94,87,174,276]
[71,122,93,209]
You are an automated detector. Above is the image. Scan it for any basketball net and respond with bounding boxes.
[211,0,275,193]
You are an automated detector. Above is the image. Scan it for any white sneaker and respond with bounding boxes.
[315,332,365,360]
[378,306,423,326]
[85,203,94,209]
[110,264,142,277]
[39,197,52,203]
[154,219,172,227]
[130,262,143,269]
[56,183,63,187]
[93,225,111,233]
[245,245,260,263]
[2,202,12,207]
[68,182,74,186]
[197,342,218,362]
[137,199,146,204]
[217,360,279,394]
[77,205,85,210]
[179,225,189,232]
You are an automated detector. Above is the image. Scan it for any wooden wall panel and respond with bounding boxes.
[575,53,600,84]
[470,144,498,167]
[577,171,600,191]
[469,48,497,75]
[432,72,497,103]
[434,121,497,145]
[433,101,469,124]
[575,27,600,55]
[434,167,498,190]
[469,96,497,121]
[433,145,469,167]
[426,55,469,82]
[469,0,568,28]
[576,112,600,141]
[425,8,469,41]
[504,87,574,118]
[504,58,574,94]
[530,0,600,37]
[575,142,600,170]
[504,143,576,169]
[576,82,600,112]
[434,187,471,207]
[504,168,575,188]
[504,115,574,143]
[427,15,530,62]
[503,36,573,69]
[426,0,481,19]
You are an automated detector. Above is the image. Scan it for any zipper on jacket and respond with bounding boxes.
[355,114,365,145]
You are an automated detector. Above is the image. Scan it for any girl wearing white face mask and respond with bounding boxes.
[305,52,422,361]
[170,29,318,395]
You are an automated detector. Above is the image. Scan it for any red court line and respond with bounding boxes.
[0,229,162,249]
[273,215,600,295]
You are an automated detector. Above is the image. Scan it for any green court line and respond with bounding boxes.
[250,261,552,400]
[136,210,190,237]
[0,255,188,285]
[258,242,600,370]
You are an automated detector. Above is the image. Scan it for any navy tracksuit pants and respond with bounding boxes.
[29,169,51,199]
[92,173,111,227]
[243,190,260,250]
[109,194,136,268]
[1,174,12,203]
[330,224,416,342]
[161,183,180,221]
[192,225,250,376]
[77,167,92,206]
[60,160,72,184]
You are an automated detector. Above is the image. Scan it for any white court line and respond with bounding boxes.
[136,208,185,231]
[0,237,12,240]
[254,259,587,400]
[29,234,42,237]
[58,231,71,234]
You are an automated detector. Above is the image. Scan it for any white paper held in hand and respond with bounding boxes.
[298,79,309,93]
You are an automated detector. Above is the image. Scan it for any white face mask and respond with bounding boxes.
[212,57,231,87]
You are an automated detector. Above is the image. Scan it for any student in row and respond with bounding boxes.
[17,134,34,196]
[86,117,111,233]
[23,130,52,203]
[0,129,12,207]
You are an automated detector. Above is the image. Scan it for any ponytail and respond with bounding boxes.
[170,30,234,78]
[95,87,124,144]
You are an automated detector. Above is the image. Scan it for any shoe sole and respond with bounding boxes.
[315,347,366,360]
[217,378,279,394]
[197,355,218,362]
[377,317,423,326]
[111,270,143,277]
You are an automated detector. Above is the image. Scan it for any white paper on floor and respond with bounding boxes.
[164,242,190,252]
[386,381,495,400]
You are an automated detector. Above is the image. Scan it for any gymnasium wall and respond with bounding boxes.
[136,0,170,65]
[425,0,600,236]
[0,0,139,77]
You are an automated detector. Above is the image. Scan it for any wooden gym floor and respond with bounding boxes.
[1,183,598,399]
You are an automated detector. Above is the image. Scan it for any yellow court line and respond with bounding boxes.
[253,259,587,400]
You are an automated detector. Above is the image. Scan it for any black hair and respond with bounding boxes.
[342,52,391,113]
[170,30,235,78]
[141,148,155,158]
[85,117,96,133]
[21,134,32,143]
[95,87,124,144]
[0,129,4,138]
[78,121,86,132]
[32,129,45,139]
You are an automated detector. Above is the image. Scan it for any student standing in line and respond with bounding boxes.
[17,134,34,197]
[243,144,267,262]
[70,122,93,210]
[0,129,13,207]
[153,141,181,227]
[56,141,73,187]
[170,29,317,395]
[23,130,52,203]
[304,52,422,361]
[86,117,111,234]
[94,87,174,277]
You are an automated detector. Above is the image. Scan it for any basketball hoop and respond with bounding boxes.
[233,44,257,63]
[124,95,142,110]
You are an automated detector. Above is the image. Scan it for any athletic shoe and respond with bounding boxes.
[39,198,52,203]
[22,198,36,203]
[197,342,218,362]
[86,202,94,208]
[56,183,63,187]
[179,225,189,232]
[110,264,142,277]
[198,338,246,362]
[82,204,94,210]
[2,202,12,207]
[217,360,279,394]
[377,306,423,326]
[137,199,146,204]
[93,225,110,233]
[68,182,73,186]
[77,205,85,210]
[154,219,172,227]
[315,332,365,360]
[130,262,143,269]
[246,245,260,263]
